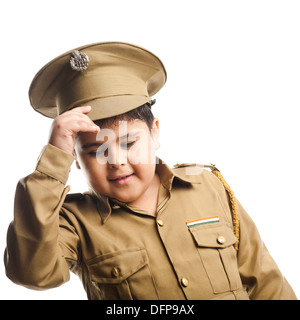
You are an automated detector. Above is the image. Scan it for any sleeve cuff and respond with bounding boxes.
[36,144,75,184]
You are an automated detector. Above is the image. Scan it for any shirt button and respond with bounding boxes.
[217,235,226,244]
[181,277,189,287]
[112,204,121,210]
[111,267,120,277]
[157,219,164,227]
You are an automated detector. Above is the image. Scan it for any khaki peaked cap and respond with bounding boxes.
[29,42,167,120]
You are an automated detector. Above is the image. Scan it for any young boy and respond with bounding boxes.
[4,42,296,300]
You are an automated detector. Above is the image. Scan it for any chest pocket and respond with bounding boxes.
[190,222,242,294]
[86,247,158,300]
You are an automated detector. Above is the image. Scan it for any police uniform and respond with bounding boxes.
[4,42,297,300]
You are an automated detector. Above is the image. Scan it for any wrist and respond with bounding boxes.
[36,144,75,184]
[48,136,74,155]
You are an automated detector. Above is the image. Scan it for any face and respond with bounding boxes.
[75,119,160,204]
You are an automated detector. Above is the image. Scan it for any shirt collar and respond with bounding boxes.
[156,159,203,190]
[90,159,203,224]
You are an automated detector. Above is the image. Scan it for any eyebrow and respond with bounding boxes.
[81,130,144,149]
[81,142,103,150]
[120,130,144,140]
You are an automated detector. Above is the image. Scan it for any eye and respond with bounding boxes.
[88,148,108,157]
[88,151,97,157]
[120,141,135,149]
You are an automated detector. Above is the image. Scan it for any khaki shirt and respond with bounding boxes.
[4,144,296,300]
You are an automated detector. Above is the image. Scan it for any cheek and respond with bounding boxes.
[133,163,156,182]
[78,156,105,181]
[129,137,156,165]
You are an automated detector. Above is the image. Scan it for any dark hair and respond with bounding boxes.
[94,100,155,131]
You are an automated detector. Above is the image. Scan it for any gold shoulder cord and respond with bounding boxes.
[205,165,240,252]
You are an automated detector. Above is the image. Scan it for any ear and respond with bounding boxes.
[75,159,81,170]
[73,149,81,170]
[151,118,160,150]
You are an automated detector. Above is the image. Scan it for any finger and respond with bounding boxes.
[73,119,100,133]
[79,115,100,132]
[68,105,92,114]
[90,124,100,133]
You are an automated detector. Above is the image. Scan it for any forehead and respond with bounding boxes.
[76,119,150,146]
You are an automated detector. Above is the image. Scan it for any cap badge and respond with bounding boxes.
[70,50,89,71]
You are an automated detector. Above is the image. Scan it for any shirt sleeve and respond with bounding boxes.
[236,200,297,300]
[4,144,79,290]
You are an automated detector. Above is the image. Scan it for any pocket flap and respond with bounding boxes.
[190,223,237,248]
[87,247,148,284]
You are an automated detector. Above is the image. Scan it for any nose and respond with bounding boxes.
[108,161,126,169]
[108,146,127,169]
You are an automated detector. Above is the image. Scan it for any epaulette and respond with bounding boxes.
[174,162,239,252]
[65,193,84,202]
[174,162,197,168]
[174,162,219,171]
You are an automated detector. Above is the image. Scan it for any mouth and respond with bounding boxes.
[108,173,134,185]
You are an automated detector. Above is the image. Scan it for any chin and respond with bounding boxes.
[90,187,136,203]
[114,194,138,203]
[113,188,145,203]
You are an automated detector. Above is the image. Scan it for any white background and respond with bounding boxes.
[0,0,299,300]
